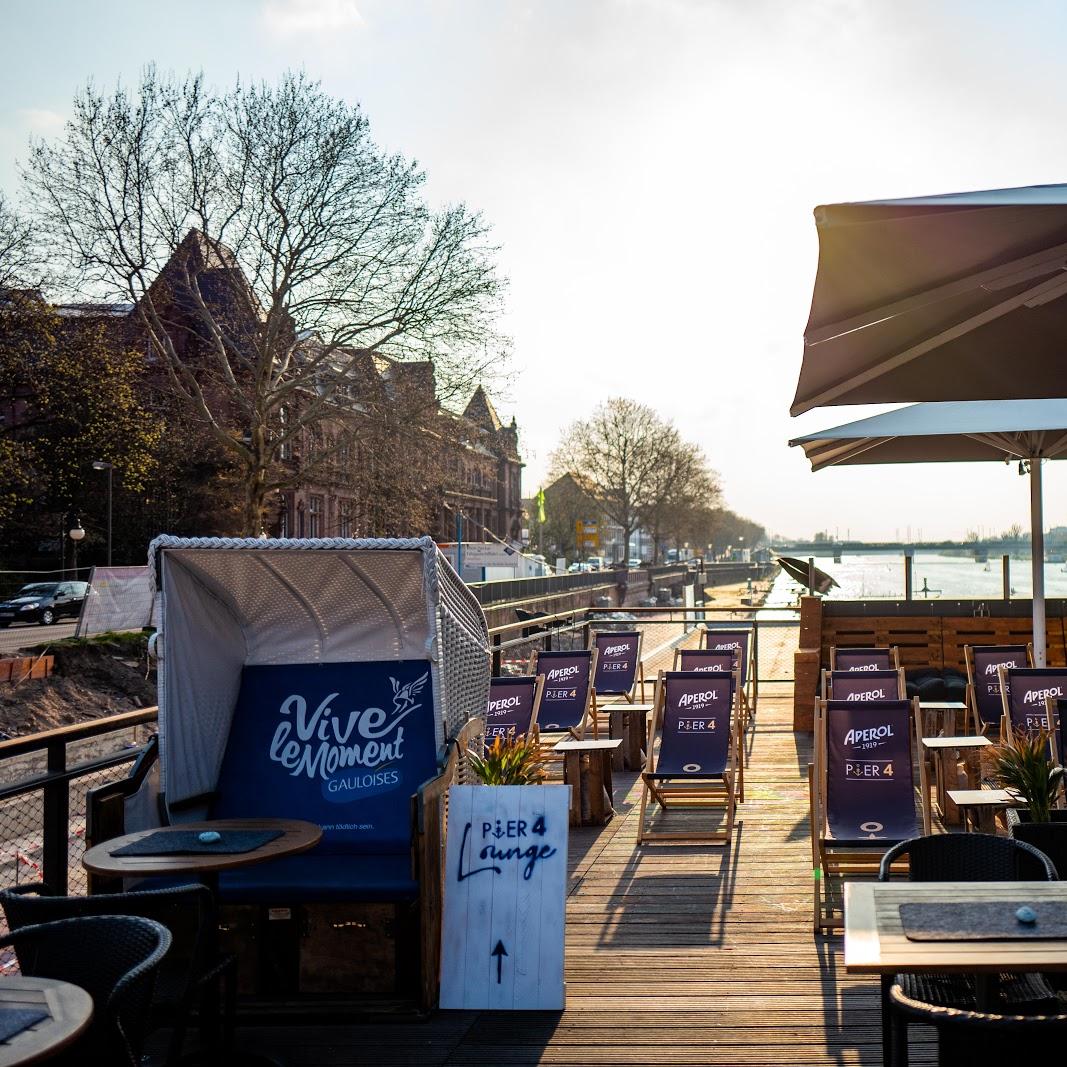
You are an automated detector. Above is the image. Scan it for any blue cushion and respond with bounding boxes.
[211,661,439,855]
[217,852,417,903]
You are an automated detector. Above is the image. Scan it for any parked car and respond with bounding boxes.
[628,558,642,568]
[0,581,89,627]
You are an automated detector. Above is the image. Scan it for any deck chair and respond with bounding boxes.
[637,670,741,845]
[702,627,754,727]
[484,675,544,746]
[591,630,644,726]
[998,666,1067,743]
[821,669,906,702]
[830,646,899,671]
[811,696,928,933]
[674,648,736,675]
[530,648,597,740]
[966,644,1033,735]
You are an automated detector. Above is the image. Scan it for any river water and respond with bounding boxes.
[763,552,1067,610]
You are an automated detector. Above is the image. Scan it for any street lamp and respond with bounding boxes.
[68,514,85,578]
[92,460,113,566]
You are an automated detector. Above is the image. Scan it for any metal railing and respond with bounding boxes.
[0,708,157,898]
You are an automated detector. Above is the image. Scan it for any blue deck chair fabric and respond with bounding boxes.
[1001,667,1067,735]
[534,651,592,732]
[827,670,901,702]
[834,647,893,672]
[970,645,1030,728]
[592,632,640,696]
[485,676,538,742]
[211,661,439,857]
[677,649,735,674]
[703,628,750,682]
[650,672,733,778]
[824,699,917,845]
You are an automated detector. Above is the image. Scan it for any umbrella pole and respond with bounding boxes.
[1031,458,1047,667]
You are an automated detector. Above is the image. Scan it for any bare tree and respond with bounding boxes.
[0,194,35,292]
[25,70,507,533]
[552,398,680,561]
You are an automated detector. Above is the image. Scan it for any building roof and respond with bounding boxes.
[463,385,502,431]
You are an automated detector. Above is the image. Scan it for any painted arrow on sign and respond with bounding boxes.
[491,940,508,983]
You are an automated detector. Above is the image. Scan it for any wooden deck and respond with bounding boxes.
[236,646,936,1065]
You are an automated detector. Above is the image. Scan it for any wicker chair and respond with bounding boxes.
[879,834,1060,1025]
[889,980,1067,1066]
[0,914,171,1066]
[0,882,235,1064]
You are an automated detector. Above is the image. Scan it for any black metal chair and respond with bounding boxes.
[0,914,170,1066]
[0,882,236,1065]
[890,980,1067,1066]
[879,833,1060,1054]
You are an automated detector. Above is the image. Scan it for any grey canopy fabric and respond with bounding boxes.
[794,184,1067,416]
[790,400,1067,664]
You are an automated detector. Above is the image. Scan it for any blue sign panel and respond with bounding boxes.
[828,670,900,703]
[825,699,916,844]
[656,671,732,776]
[486,676,537,741]
[835,648,893,672]
[534,651,591,732]
[593,632,640,695]
[212,660,438,853]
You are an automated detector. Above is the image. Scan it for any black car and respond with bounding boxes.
[0,581,89,627]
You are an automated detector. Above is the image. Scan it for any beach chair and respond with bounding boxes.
[965,644,1033,735]
[703,627,754,726]
[811,696,928,933]
[484,675,544,746]
[637,670,742,845]
[143,534,490,1007]
[998,666,1067,743]
[821,669,906,702]
[530,648,597,740]
[830,646,899,671]
[591,629,644,725]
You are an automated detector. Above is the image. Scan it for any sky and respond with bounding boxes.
[3,0,1067,541]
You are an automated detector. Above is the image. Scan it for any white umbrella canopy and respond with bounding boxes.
[795,184,1067,417]
[789,399,1067,665]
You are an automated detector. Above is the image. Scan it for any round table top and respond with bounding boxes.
[81,818,323,879]
[0,976,93,1067]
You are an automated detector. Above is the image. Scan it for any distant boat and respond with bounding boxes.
[776,556,839,595]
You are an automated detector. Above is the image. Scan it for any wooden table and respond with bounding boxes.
[947,789,1020,833]
[83,818,321,1065]
[604,703,652,771]
[919,700,969,737]
[921,735,990,825]
[554,739,622,826]
[845,881,1067,1064]
[0,977,93,1066]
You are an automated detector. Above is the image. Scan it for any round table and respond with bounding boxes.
[82,818,322,885]
[0,977,93,1066]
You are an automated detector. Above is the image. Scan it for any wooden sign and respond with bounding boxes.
[439,784,569,1010]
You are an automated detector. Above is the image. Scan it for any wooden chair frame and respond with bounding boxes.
[810,696,929,934]
[820,668,906,701]
[530,648,598,779]
[702,627,754,728]
[590,630,646,730]
[637,669,742,846]
[829,645,900,670]
[965,643,1033,736]
[998,663,1066,746]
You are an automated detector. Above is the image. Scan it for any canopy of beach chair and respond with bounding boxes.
[793,183,1067,417]
[790,399,1067,666]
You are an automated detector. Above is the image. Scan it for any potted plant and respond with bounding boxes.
[467,734,546,785]
[991,729,1067,873]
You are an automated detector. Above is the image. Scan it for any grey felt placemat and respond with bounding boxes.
[0,1007,48,1043]
[113,829,282,856]
[900,901,1067,941]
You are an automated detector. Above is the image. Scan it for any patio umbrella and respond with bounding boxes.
[794,184,1067,416]
[776,555,839,596]
[789,398,1067,665]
